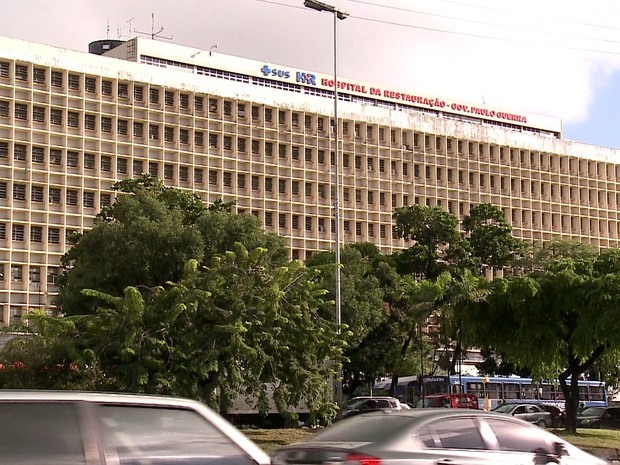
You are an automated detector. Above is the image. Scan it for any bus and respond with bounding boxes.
[380,375,607,410]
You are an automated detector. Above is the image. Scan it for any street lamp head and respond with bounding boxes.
[304,0,349,20]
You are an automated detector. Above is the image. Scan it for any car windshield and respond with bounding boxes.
[579,407,604,417]
[492,404,515,414]
[417,398,439,408]
[343,399,370,410]
[311,415,415,442]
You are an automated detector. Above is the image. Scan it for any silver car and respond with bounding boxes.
[272,409,608,465]
[493,403,553,428]
[0,390,270,464]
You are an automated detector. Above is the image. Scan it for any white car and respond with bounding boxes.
[0,390,270,464]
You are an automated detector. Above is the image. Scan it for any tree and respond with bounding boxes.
[57,176,287,315]
[306,244,386,396]
[393,205,461,279]
[1,249,344,424]
[464,244,620,432]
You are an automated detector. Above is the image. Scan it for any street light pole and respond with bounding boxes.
[303,0,348,410]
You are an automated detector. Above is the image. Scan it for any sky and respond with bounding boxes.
[1,0,620,148]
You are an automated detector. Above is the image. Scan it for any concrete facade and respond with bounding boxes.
[1,35,620,323]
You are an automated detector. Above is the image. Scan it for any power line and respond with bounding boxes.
[346,0,620,45]
[255,0,620,55]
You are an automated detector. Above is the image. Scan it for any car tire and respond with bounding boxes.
[536,420,548,428]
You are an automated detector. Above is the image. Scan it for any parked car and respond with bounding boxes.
[416,394,479,409]
[271,409,608,465]
[577,406,620,429]
[0,390,270,464]
[341,395,402,419]
[492,403,552,428]
[539,404,566,428]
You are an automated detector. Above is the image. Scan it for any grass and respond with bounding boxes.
[245,427,620,455]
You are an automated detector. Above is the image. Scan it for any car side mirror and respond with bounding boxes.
[554,442,567,457]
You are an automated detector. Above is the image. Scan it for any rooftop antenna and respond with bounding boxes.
[134,13,172,41]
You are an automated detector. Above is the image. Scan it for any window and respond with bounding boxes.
[117,158,128,174]
[0,403,87,463]
[102,80,112,96]
[11,264,23,281]
[223,101,232,116]
[179,166,188,182]
[31,226,43,242]
[423,417,486,450]
[15,65,28,81]
[12,224,24,241]
[48,228,60,244]
[13,184,26,201]
[67,151,78,167]
[265,212,273,227]
[238,103,245,118]
[100,193,112,207]
[149,88,160,104]
[165,91,174,106]
[279,213,286,228]
[209,134,218,148]
[180,93,189,109]
[48,187,60,204]
[164,164,174,180]
[195,96,204,111]
[0,101,9,117]
[85,114,96,130]
[180,129,189,144]
[251,175,259,190]
[13,144,26,161]
[101,155,112,171]
[0,142,8,158]
[149,162,159,177]
[279,179,286,194]
[292,215,300,230]
[223,172,232,187]
[194,131,204,146]
[85,77,96,93]
[30,146,44,163]
[68,111,79,127]
[238,138,246,152]
[209,98,218,113]
[84,153,95,170]
[101,116,112,133]
[149,125,159,140]
[0,62,9,78]
[31,186,43,202]
[50,108,62,125]
[164,127,174,142]
[134,85,144,101]
[68,74,79,90]
[47,267,59,284]
[209,170,217,185]
[83,191,95,208]
[66,190,78,206]
[117,119,128,135]
[32,106,45,123]
[194,168,203,184]
[223,136,232,150]
[237,174,245,189]
[133,160,143,176]
[118,83,128,98]
[265,178,273,192]
[15,103,27,120]
[265,142,273,156]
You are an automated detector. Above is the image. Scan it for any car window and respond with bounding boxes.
[514,406,526,414]
[0,402,86,464]
[492,404,513,414]
[424,417,486,450]
[98,404,255,465]
[377,400,390,408]
[580,407,603,416]
[485,418,552,454]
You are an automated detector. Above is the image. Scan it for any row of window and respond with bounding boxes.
[0,262,59,284]
[0,222,76,244]
[0,182,110,208]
